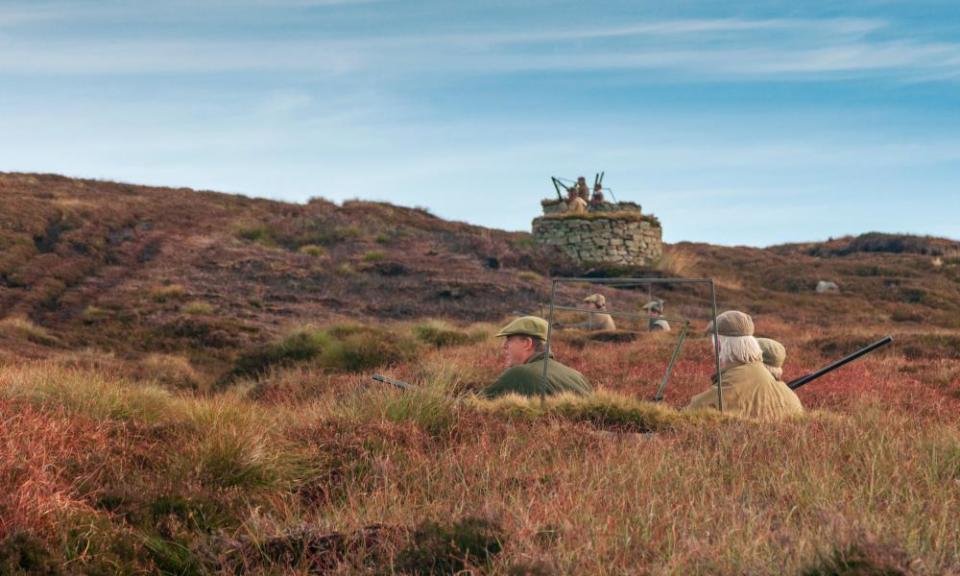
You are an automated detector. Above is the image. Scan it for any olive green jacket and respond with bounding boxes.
[481,352,592,399]
[686,361,804,421]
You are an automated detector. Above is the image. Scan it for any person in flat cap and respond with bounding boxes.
[642,299,671,332]
[686,311,803,420]
[564,294,616,331]
[756,337,788,383]
[480,316,592,399]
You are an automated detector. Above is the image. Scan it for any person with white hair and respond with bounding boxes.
[686,311,803,420]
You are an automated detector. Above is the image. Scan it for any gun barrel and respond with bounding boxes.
[372,374,414,390]
[787,336,893,390]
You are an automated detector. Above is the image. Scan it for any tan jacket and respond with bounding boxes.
[572,312,616,331]
[686,361,804,421]
[567,197,588,214]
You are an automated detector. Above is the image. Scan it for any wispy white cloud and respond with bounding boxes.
[0,15,957,83]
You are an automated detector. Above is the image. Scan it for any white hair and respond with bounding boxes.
[763,364,783,380]
[714,335,763,367]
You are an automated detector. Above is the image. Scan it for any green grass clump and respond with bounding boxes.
[298,244,326,257]
[181,300,214,315]
[362,250,386,262]
[325,324,421,372]
[0,317,60,346]
[149,283,187,303]
[412,320,481,349]
[353,388,460,436]
[228,324,421,383]
[516,270,543,283]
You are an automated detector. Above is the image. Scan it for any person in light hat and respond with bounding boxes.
[756,337,788,383]
[566,293,616,331]
[480,316,592,399]
[686,311,803,420]
[642,299,671,332]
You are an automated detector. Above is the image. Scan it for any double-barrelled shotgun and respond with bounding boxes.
[787,336,894,391]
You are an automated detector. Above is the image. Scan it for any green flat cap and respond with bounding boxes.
[704,310,755,337]
[496,316,549,340]
[642,299,664,313]
[757,337,787,368]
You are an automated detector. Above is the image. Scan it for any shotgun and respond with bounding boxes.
[787,336,894,390]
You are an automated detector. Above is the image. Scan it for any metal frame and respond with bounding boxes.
[541,277,723,411]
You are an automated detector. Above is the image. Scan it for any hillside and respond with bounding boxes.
[3,173,960,373]
[2,173,960,574]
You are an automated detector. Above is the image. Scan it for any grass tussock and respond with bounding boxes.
[0,363,178,423]
[471,391,724,433]
[228,324,422,383]
[0,316,59,346]
[657,245,701,277]
[412,320,486,349]
[149,283,187,303]
[181,300,214,316]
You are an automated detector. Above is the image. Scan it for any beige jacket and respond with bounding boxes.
[686,361,804,421]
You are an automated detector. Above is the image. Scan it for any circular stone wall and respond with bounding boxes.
[532,215,663,267]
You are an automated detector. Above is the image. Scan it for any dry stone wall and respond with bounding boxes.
[532,215,663,267]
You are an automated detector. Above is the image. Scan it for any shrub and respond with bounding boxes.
[0,317,59,346]
[397,517,506,575]
[136,354,202,391]
[235,223,276,246]
[412,321,480,349]
[0,532,61,576]
[517,270,543,283]
[81,305,111,322]
[227,325,420,383]
[298,244,326,257]
[150,284,187,303]
[229,330,333,381]
[181,300,214,315]
[324,324,420,372]
[362,250,386,262]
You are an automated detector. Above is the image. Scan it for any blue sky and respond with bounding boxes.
[1,0,959,246]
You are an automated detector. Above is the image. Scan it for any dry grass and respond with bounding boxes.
[1,319,959,574]
[656,245,701,277]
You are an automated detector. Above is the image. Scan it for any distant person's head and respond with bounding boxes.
[583,293,607,310]
[496,316,549,368]
[643,299,664,318]
[705,310,762,369]
[757,338,787,380]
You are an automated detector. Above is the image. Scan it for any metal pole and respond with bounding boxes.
[541,303,681,324]
[710,281,723,413]
[541,278,559,407]
[654,321,689,402]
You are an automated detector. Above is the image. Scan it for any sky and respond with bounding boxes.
[1,0,959,246]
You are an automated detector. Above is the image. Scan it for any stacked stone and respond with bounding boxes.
[532,216,663,267]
